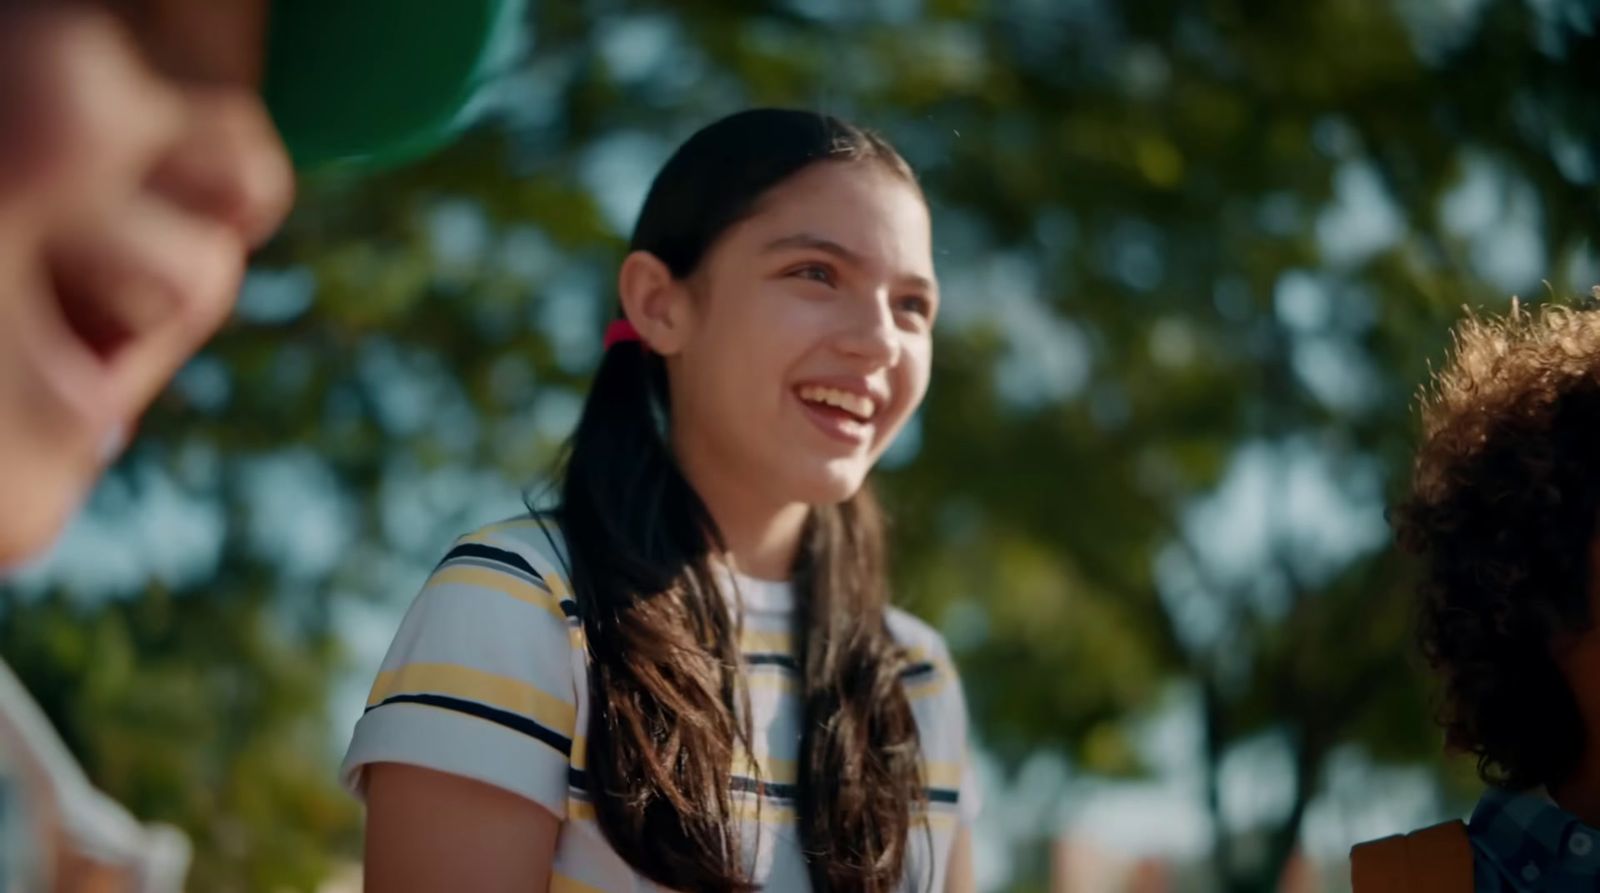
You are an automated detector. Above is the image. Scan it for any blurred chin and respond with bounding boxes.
[0,484,76,571]
[0,452,89,571]
[786,458,871,506]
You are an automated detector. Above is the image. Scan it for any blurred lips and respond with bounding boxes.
[14,277,120,476]
[24,204,243,457]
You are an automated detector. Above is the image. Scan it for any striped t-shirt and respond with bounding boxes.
[341,516,980,892]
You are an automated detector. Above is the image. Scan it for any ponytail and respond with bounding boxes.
[559,340,756,890]
[551,108,929,891]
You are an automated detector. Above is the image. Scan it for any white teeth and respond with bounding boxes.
[798,385,876,421]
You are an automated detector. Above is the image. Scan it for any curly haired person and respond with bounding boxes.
[1352,297,1600,891]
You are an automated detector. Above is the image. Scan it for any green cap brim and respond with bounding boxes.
[261,0,521,172]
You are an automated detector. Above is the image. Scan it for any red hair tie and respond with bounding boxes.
[603,319,643,351]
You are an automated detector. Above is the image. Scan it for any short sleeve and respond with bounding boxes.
[936,636,981,825]
[955,680,982,824]
[887,608,982,826]
[340,527,580,819]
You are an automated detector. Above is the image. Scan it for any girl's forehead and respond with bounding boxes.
[726,165,933,265]
[755,162,924,219]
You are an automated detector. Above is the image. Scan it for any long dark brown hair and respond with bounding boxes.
[553,109,928,891]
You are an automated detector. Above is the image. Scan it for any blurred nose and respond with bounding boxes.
[147,88,293,248]
[833,287,900,367]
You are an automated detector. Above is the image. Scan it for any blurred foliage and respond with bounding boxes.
[3,0,1598,889]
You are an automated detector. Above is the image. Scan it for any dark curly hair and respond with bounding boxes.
[1395,297,1600,790]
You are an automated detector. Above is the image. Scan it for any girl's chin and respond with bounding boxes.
[780,462,872,507]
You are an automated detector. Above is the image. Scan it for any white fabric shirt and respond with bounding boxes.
[342,515,980,891]
[0,657,190,892]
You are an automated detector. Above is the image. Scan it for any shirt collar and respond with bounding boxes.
[713,565,795,614]
[1469,786,1600,890]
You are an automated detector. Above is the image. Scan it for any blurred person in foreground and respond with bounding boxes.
[0,1,516,888]
[1352,297,1600,891]
[0,0,288,571]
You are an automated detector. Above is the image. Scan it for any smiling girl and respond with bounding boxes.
[343,109,978,892]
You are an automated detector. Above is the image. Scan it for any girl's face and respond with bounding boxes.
[665,161,937,509]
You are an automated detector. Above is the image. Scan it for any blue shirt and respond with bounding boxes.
[1470,786,1600,891]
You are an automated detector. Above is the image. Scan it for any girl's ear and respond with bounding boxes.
[619,251,694,356]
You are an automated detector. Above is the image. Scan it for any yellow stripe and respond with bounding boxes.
[368,663,576,738]
[731,799,795,824]
[729,755,961,790]
[570,797,799,825]
[544,567,572,600]
[922,811,961,830]
[732,754,794,783]
[570,735,587,771]
[902,650,954,701]
[740,629,794,653]
[567,797,956,829]
[904,673,950,700]
[428,564,567,623]
[734,635,939,661]
[496,524,574,601]
[477,516,561,537]
[923,761,963,789]
[550,872,608,893]
[741,667,950,700]
[461,520,574,600]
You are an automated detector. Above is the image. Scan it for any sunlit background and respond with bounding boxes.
[5,0,1599,890]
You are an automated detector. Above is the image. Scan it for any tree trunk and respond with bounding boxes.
[1201,676,1237,887]
[1213,729,1322,893]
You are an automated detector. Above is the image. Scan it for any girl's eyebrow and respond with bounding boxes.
[763,232,934,292]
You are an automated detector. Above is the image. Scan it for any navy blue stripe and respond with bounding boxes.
[731,775,798,799]
[926,787,961,805]
[731,777,959,806]
[440,543,545,583]
[728,777,959,805]
[368,693,573,756]
[438,543,579,619]
[901,661,937,679]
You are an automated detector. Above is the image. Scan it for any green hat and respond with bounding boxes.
[261,0,523,172]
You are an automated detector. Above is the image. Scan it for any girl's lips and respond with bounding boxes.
[796,394,872,447]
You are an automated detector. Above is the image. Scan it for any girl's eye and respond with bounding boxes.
[896,294,933,318]
[791,264,835,286]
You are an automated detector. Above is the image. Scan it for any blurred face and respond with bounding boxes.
[666,161,938,510]
[0,1,287,566]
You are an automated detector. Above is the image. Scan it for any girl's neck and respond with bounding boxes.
[704,494,808,581]
[673,444,807,582]
[716,505,808,581]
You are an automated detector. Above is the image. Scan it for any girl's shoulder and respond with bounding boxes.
[343,513,584,817]
[414,513,579,635]
[458,511,569,554]
[445,513,573,587]
[884,607,966,704]
[884,606,954,668]
[885,607,976,813]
